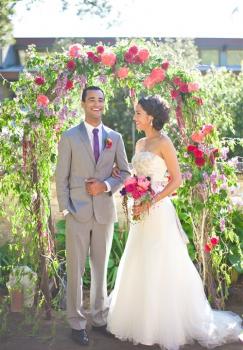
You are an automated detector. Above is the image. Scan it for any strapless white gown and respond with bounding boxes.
[107,152,242,350]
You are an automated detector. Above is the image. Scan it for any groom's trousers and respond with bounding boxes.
[65,213,113,330]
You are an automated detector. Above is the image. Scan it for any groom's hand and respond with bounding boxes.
[85,178,107,196]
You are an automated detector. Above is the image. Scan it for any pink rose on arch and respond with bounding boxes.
[170,89,180,99]
[37,94,49,107]
[128,45,139,56]
[124,51,133,63]
[101,52,116,66]
[138,49,150,62]
[179,83,189,93]
[69,44,82,58]
[191,131,204,143]
[195,157,206,167]
[96,45,105,54]
[202,124,214,135]
[150,67,165,83]
[210,236,220,246]
[117,67,129,79]
[65,80,74,90]
[188,82,200,92]
[173,76,182,86]
[143,77,155,89]
[34,76,45,85]
[193,148,204,158]
[66,60,76,71]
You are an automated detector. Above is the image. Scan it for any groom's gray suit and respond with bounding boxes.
[56,121,130,330]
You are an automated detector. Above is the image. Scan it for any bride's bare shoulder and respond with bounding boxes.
[159,132,172,145]
[136,137,146,151]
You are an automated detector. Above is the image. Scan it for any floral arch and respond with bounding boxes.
[0,39,241,317]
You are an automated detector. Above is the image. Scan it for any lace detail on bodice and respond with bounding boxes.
[132,151,167,185]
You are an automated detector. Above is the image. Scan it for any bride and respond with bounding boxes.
[107,95,242,350]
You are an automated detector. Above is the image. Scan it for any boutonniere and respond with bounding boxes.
[105,137,112,149]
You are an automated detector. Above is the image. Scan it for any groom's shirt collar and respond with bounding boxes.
[84,121,103,153]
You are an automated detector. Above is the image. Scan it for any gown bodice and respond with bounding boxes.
[132,151,168,187]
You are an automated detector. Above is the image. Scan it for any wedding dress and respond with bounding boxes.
[107,151,242,350]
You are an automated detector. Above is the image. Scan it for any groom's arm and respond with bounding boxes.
[105,134,131,194]
[55,133,71,211]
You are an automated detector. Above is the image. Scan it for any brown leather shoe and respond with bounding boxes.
[71,328,89,345]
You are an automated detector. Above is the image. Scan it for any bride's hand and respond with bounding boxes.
[112,166,121,178]
[133,201,151,216]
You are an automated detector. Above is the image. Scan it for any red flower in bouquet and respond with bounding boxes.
[96,45,105,54]
[120,175,154,221]
[65,80,74,90]
[128,45,139,56]
[138,49,150,62]
[161,60,170,70]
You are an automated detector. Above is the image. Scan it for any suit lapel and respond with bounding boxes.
[78,123,95,164]
[97,125,109,165]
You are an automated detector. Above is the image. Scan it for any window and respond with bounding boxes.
[200,49,219,65]
[227,50,243,66]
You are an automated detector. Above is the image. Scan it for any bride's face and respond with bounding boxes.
[133,104,152,131]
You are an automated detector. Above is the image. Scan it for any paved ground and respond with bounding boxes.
[1,281,243,350]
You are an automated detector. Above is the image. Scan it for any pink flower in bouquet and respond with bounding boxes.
[37,94,49,107]
[101,52,116,66]
[138,49,150,62]
[191,131,204,143]
[96,45,105,54]
[161,60,170,70]
[117,67,129,79]
[128,45,139,56]
[34,76,45,85]
[210,236,220,246]
[132,189,143,199]
[69,44,82,58]
[133,55,143,64]
[202,124,214,135]
[66,60,76,71]
[137,176,151,192]
[124,177,137,193]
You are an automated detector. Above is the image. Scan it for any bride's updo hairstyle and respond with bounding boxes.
[138,95,170,131]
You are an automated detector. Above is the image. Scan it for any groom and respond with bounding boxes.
[55,86,130,345]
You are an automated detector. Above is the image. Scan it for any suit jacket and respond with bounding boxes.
[55,122,130,224]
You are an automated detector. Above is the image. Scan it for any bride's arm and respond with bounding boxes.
[153,137,182,204]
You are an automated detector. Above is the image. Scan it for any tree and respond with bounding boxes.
[0,0,115,46]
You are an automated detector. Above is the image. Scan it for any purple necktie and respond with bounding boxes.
[92,128,100,163]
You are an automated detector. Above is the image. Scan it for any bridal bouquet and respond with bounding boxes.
[120,175,155,222]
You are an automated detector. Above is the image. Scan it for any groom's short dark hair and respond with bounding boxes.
[81,86,105,102]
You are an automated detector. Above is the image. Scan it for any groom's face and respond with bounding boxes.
[82,90,105,124]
